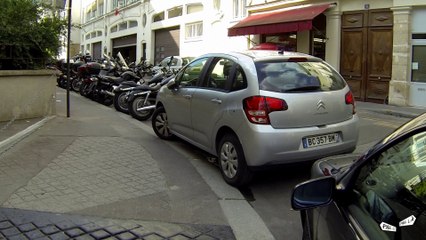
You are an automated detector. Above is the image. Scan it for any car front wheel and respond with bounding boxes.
[218,134,252,187]
[152,107,174,140]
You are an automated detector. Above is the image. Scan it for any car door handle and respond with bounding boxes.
[211,98,222,104]
[183,95,192,99]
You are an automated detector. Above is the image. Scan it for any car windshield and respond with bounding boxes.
[349,130,426,239]
[255,60,346,93]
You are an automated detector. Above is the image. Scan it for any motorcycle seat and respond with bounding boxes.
[101,76,123,83]
[132,84,153,91]
[120,81,139,87]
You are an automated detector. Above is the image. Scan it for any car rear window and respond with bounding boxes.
[255,60,346,93]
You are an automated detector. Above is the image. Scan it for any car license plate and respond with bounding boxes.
[303,133,339,148]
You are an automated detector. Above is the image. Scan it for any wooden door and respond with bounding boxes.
[340,9,393,103]
[366,10,393,103]
[341,11,367,100]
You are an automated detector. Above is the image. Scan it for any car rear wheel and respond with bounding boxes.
[218,134,252,187]
[152,107,174,140]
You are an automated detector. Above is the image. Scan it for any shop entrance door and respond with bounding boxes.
[340,9,393,103]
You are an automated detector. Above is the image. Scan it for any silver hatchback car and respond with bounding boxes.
[151,50,359,187]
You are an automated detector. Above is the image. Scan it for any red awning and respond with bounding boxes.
[228,3,332,37]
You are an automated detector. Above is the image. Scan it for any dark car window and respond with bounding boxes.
[175,57,208,87]
[202,58,234,91]
[255,61,346,93]
[230,65,247,91]
[348,131,426,239]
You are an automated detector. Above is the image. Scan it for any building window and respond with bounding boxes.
[233,0,247,19]
[129,20,138,28]
[168,6,183,19]
[153,12,165,22]
[111,25,117,33]
[119,22,127,30]
[86,34,90,40]
[262,33,297,52]
[99,3,104,16]
[185,21,203,39]
[187,3,203,14]
[412,44,426,83]
[97,31,103,37]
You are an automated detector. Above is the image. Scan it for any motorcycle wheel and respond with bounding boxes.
[152,107,174,140]
[128,96,155,121]
[57,76,66,88]
[113,91,129,114]
[79,82,91,98]
[71,78,82,92]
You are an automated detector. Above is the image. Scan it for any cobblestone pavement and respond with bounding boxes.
[2,137,167,213]
[0,208,235,240]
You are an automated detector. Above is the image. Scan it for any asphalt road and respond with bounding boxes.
[245,109,411,240]
[129,102,412,239]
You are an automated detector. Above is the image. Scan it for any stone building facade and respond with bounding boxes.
[77,0,426,107]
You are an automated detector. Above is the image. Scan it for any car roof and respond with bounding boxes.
[199,50,320,62]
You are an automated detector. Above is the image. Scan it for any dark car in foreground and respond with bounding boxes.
[292,112,426,240]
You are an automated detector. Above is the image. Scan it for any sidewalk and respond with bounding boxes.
[0,89,241,240]
[355,101,426,119]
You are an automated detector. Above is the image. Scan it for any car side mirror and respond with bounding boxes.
[291,176,335,210]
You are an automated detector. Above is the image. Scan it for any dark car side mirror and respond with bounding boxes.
[291,176,335,210]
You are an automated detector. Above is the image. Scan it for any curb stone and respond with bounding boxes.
[0,116,55,155]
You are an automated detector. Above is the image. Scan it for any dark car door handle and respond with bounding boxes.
[183,95,192,99]
[211,98,222,104]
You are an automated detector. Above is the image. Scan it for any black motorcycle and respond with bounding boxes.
[55,55,85,90]
[112,59,154,113]
[127,60,175,121]
[78,54,126,102]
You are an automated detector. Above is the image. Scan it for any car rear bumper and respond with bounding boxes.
[237,115,359,167]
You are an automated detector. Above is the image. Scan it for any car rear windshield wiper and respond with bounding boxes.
[283,85,321,92]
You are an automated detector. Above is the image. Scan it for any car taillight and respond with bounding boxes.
[243,96,288,124]
[345,91,356,114]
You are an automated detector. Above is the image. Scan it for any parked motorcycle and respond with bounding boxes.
[127,57,175,121]
[112,59,154,113]
[78,61,103,99]
[80,53,145,106]
[55,55,85,90]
